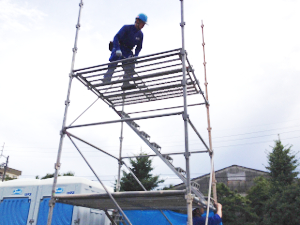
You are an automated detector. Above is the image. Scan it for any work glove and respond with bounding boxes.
[116,50,122,57]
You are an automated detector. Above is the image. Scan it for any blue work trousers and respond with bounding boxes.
[104,59,136,82]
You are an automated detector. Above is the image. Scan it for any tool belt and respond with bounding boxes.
[109,41,113,51]
[109,41,132,52]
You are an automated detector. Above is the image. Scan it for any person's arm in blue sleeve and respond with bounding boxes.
[134,34,143,56]
[211,214,222,224]
[214,203,223,224]
[113,25,128,50]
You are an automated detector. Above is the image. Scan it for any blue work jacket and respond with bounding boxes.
[193,213,222,225]
[109,24,143,62]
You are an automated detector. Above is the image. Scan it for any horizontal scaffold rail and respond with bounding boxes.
[73,48,206,106]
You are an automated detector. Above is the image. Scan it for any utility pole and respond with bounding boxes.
[2,156,9,182]
[0,143,5,157]
[1,143,9,182]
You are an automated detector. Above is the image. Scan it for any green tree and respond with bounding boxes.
[4,176,16,181]
[262,179,300,225]
[217,183,257,225]
[162,184,174,190]
[261,139,299,224]
[247,176,270,224]
[62,171,75,177]
[118,152,164,191]
[266,139,299,192]
[39,171,75,179]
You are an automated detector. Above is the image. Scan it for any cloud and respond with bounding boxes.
[0,0,47,31]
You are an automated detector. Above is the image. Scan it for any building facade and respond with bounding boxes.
[173,165,269,196]
[0,167,22,180]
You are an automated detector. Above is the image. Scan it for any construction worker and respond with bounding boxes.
[103,13,147,90]
[192,203,223,225]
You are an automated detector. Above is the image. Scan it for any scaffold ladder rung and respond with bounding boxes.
[139,131,150,140]
[191,181,201,191]
[163,154,173,163]
[175,167,186,176]
[151,142,161,151]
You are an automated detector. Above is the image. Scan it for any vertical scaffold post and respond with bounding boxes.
[201,20,217,202]
[179,1,193,225]
[47,1,84,225]
[116,102,125,192]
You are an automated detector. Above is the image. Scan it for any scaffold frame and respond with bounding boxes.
[47,1,217,225]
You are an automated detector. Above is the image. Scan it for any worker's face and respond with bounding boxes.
[195,208,204,216]
[135,19,145,30]
[194,209,201,216]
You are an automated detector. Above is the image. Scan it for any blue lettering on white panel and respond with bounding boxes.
[55,187,64,194]
[13,188,23,195]
[67,191,75,194]
[24,193,32,196]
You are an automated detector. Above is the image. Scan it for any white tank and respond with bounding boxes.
[0,177,113,225]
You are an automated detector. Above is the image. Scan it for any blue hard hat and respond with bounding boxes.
[136,13,148,23]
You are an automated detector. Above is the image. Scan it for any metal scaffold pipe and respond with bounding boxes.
[47,1,84,225]
[201,19,218,203]
[179,0,193,225]
[67,134,132,225]
[116,103,125,192]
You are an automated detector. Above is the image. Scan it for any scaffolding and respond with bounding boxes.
[47,1,217,225]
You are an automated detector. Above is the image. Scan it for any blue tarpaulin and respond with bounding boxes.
[120,210,223,225]
[120,210,187,225]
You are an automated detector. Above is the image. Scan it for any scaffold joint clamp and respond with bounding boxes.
[185,193,195,203]
[182,113,189,121]
[65,100,70,106]
[180,49,185,56]
[55,163,61,170]
[184,152,191,158]
[60,127,67,136]
[49,197,56,206]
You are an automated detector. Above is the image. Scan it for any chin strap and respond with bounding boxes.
[135,19,141,30]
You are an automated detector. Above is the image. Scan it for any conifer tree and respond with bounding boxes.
[247,176,270,224]
[265,139,298,192]
[262,139,299,224]
[118,152,164,191]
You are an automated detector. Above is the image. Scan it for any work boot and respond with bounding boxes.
[121,81,136,91]
[102,78,110,84]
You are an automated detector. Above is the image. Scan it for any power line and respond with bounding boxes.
[4,131,300,154]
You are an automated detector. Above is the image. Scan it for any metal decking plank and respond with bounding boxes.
[109,87,197,106]
[92,68,182,88]
[73,49,181,74]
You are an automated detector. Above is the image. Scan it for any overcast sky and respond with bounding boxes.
[0,0,299,189]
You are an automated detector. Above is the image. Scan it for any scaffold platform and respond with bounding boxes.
[73,49,205,107]
[55,190,204,210]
